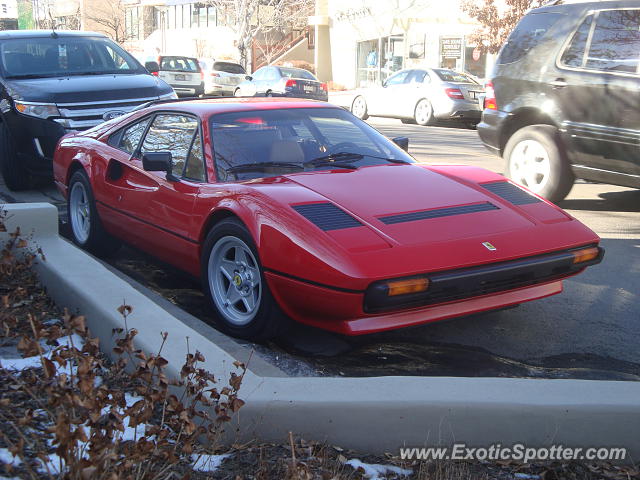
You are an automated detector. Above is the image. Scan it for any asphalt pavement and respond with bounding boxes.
[2,117,638,379]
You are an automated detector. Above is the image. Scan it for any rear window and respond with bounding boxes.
[498,13,562,64]
[213,62,245,74]
[160,56,200,72]
[278,67,316,80]
[433,69,477,83]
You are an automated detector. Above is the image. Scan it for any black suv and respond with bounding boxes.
[478,1,640,202]
[0,30,175,191]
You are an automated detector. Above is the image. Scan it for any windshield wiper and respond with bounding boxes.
[304,152,364,169]
[4,73,63,79]
[225,161,304,173]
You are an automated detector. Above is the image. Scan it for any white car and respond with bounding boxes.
[158,55,204,97]
[201,60,246,96]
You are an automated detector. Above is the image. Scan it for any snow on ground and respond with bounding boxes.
[191,454,232,472]
[0,333,85,371]
[346,459,412,479]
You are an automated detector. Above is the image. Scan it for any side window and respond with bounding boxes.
[498,13,561,64]
[560,14,593,68]
[115,118,150,154]
[251,68,264,80]
[141,114,199,178]
[184,132,206,181]
[385,70,409,86]
[267,68,279,81]
[409,70,430,83]
[586,9,640,73]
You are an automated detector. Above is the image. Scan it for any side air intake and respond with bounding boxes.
[292,203,363,231]
[482,181,542,205]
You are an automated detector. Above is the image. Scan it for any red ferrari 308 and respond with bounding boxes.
[53,98,603,340]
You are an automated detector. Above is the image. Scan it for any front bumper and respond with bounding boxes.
[172,83,204,96]
[265,245,603,335]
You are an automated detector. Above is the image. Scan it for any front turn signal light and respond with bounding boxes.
[387,277,429,296]
[571,246,599,264]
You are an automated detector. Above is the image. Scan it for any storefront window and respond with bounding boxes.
[356,35,404,87]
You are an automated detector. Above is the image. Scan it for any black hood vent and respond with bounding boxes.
[292,203,363,231]
[482,181,542,205]
[378,202,498,225]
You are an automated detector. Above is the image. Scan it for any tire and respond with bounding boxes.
[201,218,286,340]
[266,91,273,97]
[67,170,121,256]
[0,122,30,191]
[351,95,369,120]
[401,118,416,125]
[504,125,574,203]
[414,99,433,126]
[234,88,242,97]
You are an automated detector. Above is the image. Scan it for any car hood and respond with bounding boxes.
[286,164,534,245]
[5,73,173,103]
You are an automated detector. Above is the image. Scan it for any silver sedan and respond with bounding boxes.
[351,68,484,126]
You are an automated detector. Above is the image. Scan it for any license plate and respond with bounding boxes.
[303,85,314,93]
[175,74,186,81]
[470,91,479,99]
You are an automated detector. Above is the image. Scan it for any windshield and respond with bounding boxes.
[213,62,245,74]
[0,36,145,79]
[433,69,476,83]
[160,56,200,72]
[210,107,414,181]
[278,67,316,80]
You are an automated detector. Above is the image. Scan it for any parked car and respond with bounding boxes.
[0,30,176,191]
[53,97,602,340]
[478,1,640,203]
[158,55,204,97]
[200,60,246,96]
[350,68,484,127]
[234,66,328,101]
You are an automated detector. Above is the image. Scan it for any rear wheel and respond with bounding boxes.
[201,218,286,340]
[67,170,121,256]
[504,125,574,203]
[234,88,242,97]
[0,122,30,191]
[401,118,416,125]
[351,96,369,120]
[266,90,273,97]
[414,99,433,126]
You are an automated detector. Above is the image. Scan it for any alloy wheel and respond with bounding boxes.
[69,181,91,244]
[509,139,551,193]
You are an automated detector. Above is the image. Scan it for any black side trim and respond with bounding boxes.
[378,202,498,225]
[96,200,199,245]
[292,202,363,231]
[264,268,363,294]
[482,181,542,205]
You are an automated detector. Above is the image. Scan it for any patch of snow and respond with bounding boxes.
[346,459,412,479]
[51,334,85,349]
[36,453,65,475]
[0,448,21,467]
[0,350,53,371]
[191,453,231,472]
[514,474,541,480]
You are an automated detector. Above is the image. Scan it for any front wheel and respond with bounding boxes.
[504,125,574,203]
[351,96,369,120]
[67,170,121,256]
[414,99,433,126]
[0,122,30,191]
[234,88,242,97]
[201,218,285,340]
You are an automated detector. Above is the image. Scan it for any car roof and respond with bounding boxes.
[0,30,108,39]
[533,0,639,13]
[144,97,335,116]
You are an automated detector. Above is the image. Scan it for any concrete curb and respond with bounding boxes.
[3,202,640,459]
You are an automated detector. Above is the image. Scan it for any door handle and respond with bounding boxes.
[550,78,568,88]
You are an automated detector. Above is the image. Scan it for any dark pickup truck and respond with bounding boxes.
[0,30,176,191]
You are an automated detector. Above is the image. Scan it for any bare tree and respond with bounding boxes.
[204,0,312,70]
[85,0,129,44]
[461,0,546,53]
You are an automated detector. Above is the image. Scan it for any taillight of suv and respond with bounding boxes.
[484,81,497,110]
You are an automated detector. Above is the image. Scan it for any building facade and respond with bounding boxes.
[311,0,493,88]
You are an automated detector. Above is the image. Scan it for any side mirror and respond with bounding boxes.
[142,152,177,181]
[245,75,253,81]
[392,136,409,152]
[145,61,160,75]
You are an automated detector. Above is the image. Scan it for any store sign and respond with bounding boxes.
[335,7,372,22]
[440,37,463,59]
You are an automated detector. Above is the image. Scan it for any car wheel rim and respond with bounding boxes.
[510,139,551,192]
[208,236,262,326]
[234,89,241,97]
[353,97,366,117]
[416,101,430,124]
[69,181,91,244]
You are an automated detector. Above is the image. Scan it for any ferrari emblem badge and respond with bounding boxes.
[482,242,497,251]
